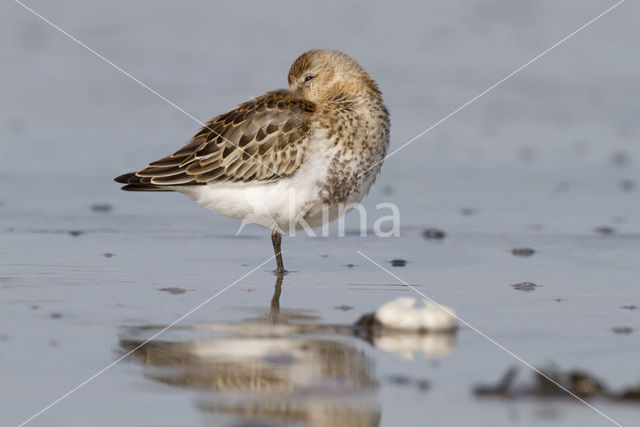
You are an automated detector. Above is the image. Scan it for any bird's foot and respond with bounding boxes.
[272,268,290,276]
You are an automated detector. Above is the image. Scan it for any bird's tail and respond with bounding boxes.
[114,172,173,192]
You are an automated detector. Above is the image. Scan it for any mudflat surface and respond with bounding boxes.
[1,1,639,426]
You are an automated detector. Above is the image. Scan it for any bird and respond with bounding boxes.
[115,50,390,274]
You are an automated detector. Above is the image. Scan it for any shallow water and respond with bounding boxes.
[2,1,640,426]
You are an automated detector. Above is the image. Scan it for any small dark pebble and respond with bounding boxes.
[30,304,40,310]
[158,287,187,295]
[594,226,615,235]
[511,282,539,292]
[518,146,536,162]
[621,305,638,311]
[612,326,633,335]
[460,207,476,216]
[387,375,411,386]
[390,259,406,267]
[50,313,63,319]
[103,253,114,258]
[68,230,83,237]
[91,203,113,213]
[610,150,630,167]
[512,248,535,257]
[344,263,355,268]
[423,228,445,240]
[620,180,635,192]
[334,305,354,311]
[554,299,564,302]
[381,185,395,196]
[416,379,430,392]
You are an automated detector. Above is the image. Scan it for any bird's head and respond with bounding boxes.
[287,50,380,105]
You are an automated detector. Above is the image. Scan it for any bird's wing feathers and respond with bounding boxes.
[130,90,316,187]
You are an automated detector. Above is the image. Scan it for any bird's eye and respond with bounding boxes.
[304,75,315,82]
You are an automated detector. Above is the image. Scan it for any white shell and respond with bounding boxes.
[375,297,457,332]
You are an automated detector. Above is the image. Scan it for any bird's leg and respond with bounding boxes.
[271,229,286,275]
[269,272,283,323]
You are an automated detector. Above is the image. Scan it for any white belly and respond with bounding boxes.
[176,135,343,232]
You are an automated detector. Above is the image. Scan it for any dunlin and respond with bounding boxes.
[115,50,390,273]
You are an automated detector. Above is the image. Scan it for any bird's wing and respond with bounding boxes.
[122,90,316,187]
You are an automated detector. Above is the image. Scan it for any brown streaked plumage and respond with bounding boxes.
[115,90,316,188]
[115,50,390,274]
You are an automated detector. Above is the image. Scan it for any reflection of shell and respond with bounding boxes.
[120,325,380,426]
[374,332,457,360]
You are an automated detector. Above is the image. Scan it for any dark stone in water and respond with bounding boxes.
[390,259,406,267]
[476,365,640,402]
[518,146,536,162]
[423,228,445,240]
[103,253,114,258]
[511,282,539,292]
[621,305,638,311]
[594,226,615,235]
[612,326,633,335]
[91,203,113,213]
[50,312,63,319]
[381,185,395,196]
[158,287,187,295]
[387,375,411,386]
[620,179,635,192]
[610,150,630,167]
[416,379,430,392]
[618,385,640,401]
[68,230,83,237]
[512,248,535,257]
[335,305,354,311]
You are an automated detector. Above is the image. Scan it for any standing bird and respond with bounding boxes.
[115,50,390,274]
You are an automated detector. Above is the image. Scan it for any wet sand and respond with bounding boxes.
[2,1,640,426]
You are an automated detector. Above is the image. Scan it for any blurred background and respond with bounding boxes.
[1,1,639,426]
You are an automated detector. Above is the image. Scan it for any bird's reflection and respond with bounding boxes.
[120,273,381,427]
[120,273,458,426]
